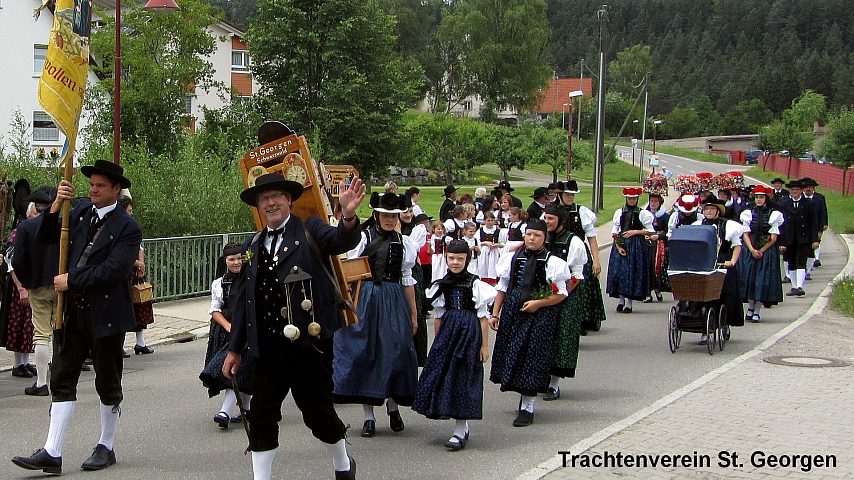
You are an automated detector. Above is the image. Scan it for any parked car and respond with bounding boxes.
[745,150,762,164]
[798,153,817,162]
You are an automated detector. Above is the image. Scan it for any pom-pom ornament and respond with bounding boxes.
[307,322,322,337]
[301,299,313,311]
[283,324,301,341]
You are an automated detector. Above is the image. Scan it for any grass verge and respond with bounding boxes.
[613,140,730,164]
[830,276,854,318]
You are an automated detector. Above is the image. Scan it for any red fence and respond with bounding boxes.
[759,154,853,195]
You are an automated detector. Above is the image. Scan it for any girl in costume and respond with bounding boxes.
[444,205,469,241]
[606,187,655,313]
[643,193,671,303]
[738,185,784,323]
[407,212,431,366]
[461,222,480,275]
[333,192,419,438]
[667,194,701,238]
[542,205,587,401]
[476,212,503,285]
[497,194,513,229]
[488,218,570,427]
[199,243,252,428]
[413,240,497,451]
[429,220,450,282]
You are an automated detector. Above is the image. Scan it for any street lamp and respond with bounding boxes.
[562,103,569,130]
[566,90,584,180]
[113,0,181,165]
[652,119,663,155]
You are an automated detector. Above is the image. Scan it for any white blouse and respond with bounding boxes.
[564,236,588,280]
[739,209,784,235]
[691,219,744,247]
[494,250,571,295]
[567,204,598,238]
[426,279,498,320]
[208,277,226,315]
[347,231,417,286]
[611,208,655,234]
[407,223,428,251]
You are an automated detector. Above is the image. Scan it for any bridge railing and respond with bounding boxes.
[142,232,254,302]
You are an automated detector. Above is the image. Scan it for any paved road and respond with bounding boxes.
[0,154,846,479]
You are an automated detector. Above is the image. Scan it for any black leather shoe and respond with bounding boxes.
[81,444,116,471]
[12,448,62,474]
[335,455,356,480]
[25,383,49,396]
[786,288,799,296]
[80,363,91,372]
[445,431,469,451]
[360,420,375,437]
[622,307,633,314]
[26,363,38,376]
[11,365,33,378]
[122,350,131,358]
[214,412,230,430]
[543,387,561,401]
[655,291,664,302]
[388,410,405,432]
[813,260,822,267]
[796,287,806,296]
[134,345,154,355]
[615,304,624,313]
[512,410,534,427]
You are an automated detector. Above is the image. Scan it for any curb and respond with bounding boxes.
[518,232,854,480]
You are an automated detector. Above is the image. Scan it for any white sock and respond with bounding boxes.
[753,303,762,317]
[98,403,120,450]
[747,300,756,312]
[520,395,535,413]
[386,398,399,413]
[806,260,814,274]
[135,331,145,347]
[35,343,52,387]
[796,269,806,289]
[814,247,821,260]
[452,419,469,439]
[618,295,625,306]
[625,299,634,309]
[548,375,560,390]
[362,404,375,421]
[240,393,252,412]
[13,352,26,367]
[325,439,350,472]
[21,353,30,365]
[44,401,76,457]
[251,449,276,480]
[220,389,237,416]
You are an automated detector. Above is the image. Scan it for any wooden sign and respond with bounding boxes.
[240,126,368,326]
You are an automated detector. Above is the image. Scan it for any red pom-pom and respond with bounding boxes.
[550,283,559,294]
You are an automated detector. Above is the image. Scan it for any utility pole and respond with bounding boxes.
[638,74,649,183]
[592,5,610,212]
[578,58,584,141]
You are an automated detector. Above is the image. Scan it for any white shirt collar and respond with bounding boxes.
[93,202,118,220]
[266,215,291,232]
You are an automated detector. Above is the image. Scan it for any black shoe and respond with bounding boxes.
[134,345,154,355]
[81,444,116,471]
[214,412,229,430]
[615,304,624,313]
[786,288,799,296]
[26,364,38,376]
[388,410,405,432]
[445,431,469,451]
[360,419,375,438]
[813,260,821,267]
[580,329,588,336]
[513,410,534,427]
[782,276,790,283]
[122,350,131,358]
[80,363,91,372]
[622,307,633,314]
[655,291,664,302]
[796,287,805,296]
[11,365,34,378]
[12,448,62,474]
[335,455,356,480]
[25,383,49,396]
[543,387,561,401]
[805,273,812,281]
[750,314,760,323]
[231,414,244,423]
[642,296,653,303]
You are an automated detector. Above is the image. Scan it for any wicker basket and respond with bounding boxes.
[131,282,154,304]
[668,271,725,302]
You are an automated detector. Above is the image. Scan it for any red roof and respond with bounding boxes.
[536,78,594,114]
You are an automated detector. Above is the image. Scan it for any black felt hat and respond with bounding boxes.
[771,177,785,185]
[563,180,581,194]
[239,172,304,206]
[24,186,56,204]
[786,179,803,189]
[701,196,727,215]
[369,192,411,214]
[497,180,514,192]
[443,185,457,197]
[800,177,819,187]
[530,187,549,199]
[80,160,131,188]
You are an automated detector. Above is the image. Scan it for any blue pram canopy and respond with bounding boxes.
[668,225,719,272]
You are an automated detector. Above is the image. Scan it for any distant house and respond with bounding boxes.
[0,0,256,152]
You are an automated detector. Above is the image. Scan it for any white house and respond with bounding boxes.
[0,0,256,153]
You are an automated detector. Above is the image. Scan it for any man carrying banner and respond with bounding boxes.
[223,172,366,480]
[12,161,142,474]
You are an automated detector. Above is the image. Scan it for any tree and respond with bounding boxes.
[87,0,220,157]
[821,108,854,194]
[719,98,773,135]
[490,124,527,181]
[443,0,552,114]
[784,90,827,132]
[607,44,651,99]
[247,0,417,180]
[758,120,814,175]
[661,108,702,139]
[527,126,566,183]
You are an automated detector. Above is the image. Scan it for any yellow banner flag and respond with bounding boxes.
[38,0,92,163]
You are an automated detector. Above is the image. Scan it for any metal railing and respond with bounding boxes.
[142,232,254,302]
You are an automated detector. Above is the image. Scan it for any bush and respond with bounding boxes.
[830,276,854,318]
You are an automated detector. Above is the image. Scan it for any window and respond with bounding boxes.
[182,96,193,114]
[232,51,250,72]
[34,45,47,74]
[33,111,59,142]
[462,100,473,111]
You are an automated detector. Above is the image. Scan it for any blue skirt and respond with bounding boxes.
[199,322,253,397]
[489,289,560,396]
[413,309,484,420]
[333,281,418,406]
[606,236,649,300]
[738,245,783,305]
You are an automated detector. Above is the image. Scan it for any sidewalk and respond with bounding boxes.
[527,234,854,480]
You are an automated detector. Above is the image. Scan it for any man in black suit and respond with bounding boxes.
[11,187,59,397]
[496,180,523,208]
[800,177,828,272]
[770,178,788,200]
[13,160,142,475]
[777,179,819,296]
[439,185,457,222]
[223,173,365,480]
[526,186,549,220]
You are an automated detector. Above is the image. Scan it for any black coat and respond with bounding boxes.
[439,198,456,222]
[778,196,819,247]
[806,192,828,231]
[510,195,523,209]
[229,215,361,359]
[38,201,142,338]
[11,216,59,289]
[526,201,545,221]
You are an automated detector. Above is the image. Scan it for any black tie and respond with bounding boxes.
[267,227,284,253]
[793,201,799,209]
[89,206,99,228]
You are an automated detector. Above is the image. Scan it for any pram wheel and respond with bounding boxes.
[705,307,717,356]
[668,306,680,353]
[717,305,728,351]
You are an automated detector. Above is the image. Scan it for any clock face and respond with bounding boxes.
[287,165,308,185]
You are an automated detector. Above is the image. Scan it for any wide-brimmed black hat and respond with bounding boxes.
[81,160,131,188]
[563,179,581,194]
[24,186,56,204]
[239,172,304,206]
[701,196,727,215]
[370,192,410,214]
[496,180,514,192]
[530,187,549,199]
[800,177,819,187]
[786,179,803,189]
[771,177,785,184]
[443,185,457,197]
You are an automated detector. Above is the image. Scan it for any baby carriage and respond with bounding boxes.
[666,225,730,355]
